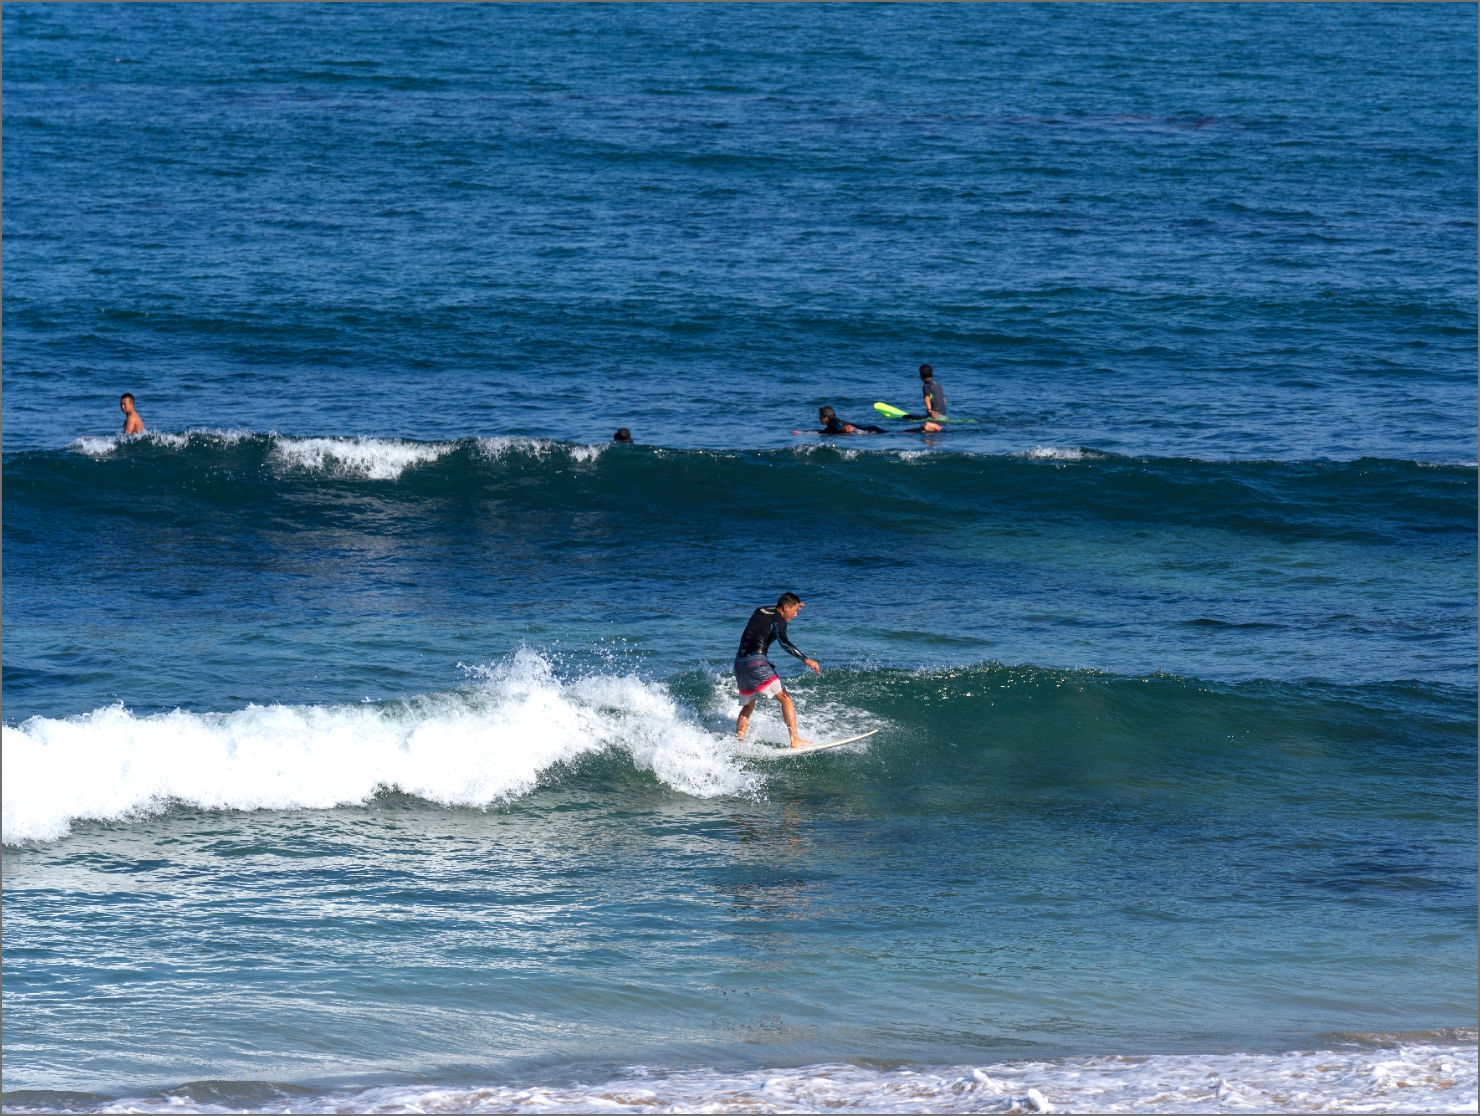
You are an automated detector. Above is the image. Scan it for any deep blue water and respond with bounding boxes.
[3,5,1476,1112]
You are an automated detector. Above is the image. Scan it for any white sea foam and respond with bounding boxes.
[475,436,606,464]
[269,435,454,479]
[69,434,125,456]
[1,651,757,845]
[788,442,862,461]
[25,1041,1476,1113]
[68,431,609,473]
[702,671,881,750]
[1020,446,1098,461]
[790,444,933,462]
[68,431,191,456]
[184,426,256,445]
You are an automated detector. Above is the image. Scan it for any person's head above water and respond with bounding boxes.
[776,591,804,620]
[919,364,934,381]
[613,427,632,443]
[817,406,836,421]
[119,392,145,434]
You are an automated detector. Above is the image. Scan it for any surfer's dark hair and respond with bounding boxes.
[777,592,802,609]
[120,392,135,403]
[818,406,836,420]
[918,364,933,379]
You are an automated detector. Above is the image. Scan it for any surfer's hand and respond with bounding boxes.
[805,658,820,673]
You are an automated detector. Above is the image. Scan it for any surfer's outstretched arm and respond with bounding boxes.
[773,617,818,668]
[777,631,820,672]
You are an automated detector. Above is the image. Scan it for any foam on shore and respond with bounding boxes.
[3,1038,1473,1113]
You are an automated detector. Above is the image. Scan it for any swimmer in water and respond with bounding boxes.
[120,393,145,435]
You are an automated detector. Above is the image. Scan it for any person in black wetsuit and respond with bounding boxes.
[734,591,821,748]
[817,406,886,435]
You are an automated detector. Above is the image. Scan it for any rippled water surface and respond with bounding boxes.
[3,4,1475,1112]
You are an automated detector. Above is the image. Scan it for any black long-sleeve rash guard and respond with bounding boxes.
[819,415,886,435]
[736,607,808,661]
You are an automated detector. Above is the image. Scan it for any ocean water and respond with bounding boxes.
[2,4,1476,1113]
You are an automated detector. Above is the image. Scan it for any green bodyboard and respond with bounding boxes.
[873,401,979,425]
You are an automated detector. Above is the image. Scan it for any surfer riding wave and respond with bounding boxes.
[734,592,820,748]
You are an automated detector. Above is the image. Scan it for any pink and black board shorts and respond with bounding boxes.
[734,653,783,701]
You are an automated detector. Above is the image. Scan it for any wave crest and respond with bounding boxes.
[269,435,455,479]
[1,651,758,845]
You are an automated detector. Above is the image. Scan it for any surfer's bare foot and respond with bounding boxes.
[789,738,812,749]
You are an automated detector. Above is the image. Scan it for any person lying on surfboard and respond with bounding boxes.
[735,592,821,749]
[797,406,940,435]
[816,406,887,435]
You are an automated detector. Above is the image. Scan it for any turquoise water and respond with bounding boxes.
[3,4,1475,1112]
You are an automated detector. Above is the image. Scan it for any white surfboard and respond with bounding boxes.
[738,729,878,759]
